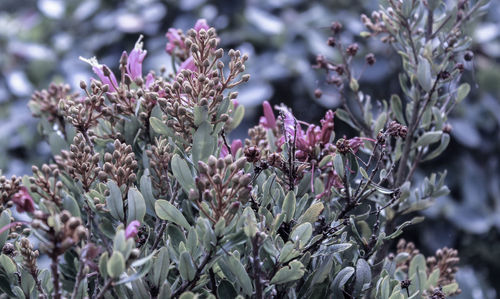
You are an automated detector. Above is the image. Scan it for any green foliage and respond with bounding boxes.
[0,0,486,297]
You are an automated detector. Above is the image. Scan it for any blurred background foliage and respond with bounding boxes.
[0,0,498,297]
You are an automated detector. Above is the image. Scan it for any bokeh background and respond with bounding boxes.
[0,0,499,297]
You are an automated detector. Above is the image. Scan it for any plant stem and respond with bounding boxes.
[95,278,113,299]
[51,255,61,299]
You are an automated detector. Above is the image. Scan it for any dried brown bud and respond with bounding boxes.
[365,53,376,65]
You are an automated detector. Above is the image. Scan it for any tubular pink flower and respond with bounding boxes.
[220,139,243,158]
[178,56,196,72]
[125,220,141,239]
[11,187,35,213]
[165,28,185,54]
[194,19,209,32]
[80,56,119,92]
[126,35,147,80]
[259,101,276,129]
[320,110,335,144]
[145,72,155,89]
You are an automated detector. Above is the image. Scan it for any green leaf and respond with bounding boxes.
[193,105,209,126]
[107,251,125,279]
[155,200,190,230]
[106,181,124,221]
[334,153,344,178]
[426,268,440,290]
[422,133,450,161]
[270,260,305,284]
[127,188,146,224]
[282,191,296,223]
[224,253,253,296]
[349,78,359,92]
[171,154,195,193]
[179,292,196,299]
[415,131,442,147]
[290,222,312,248]
[417,57,432,92]
[179,251,196,281]
[0,210,11,249]
[192,122,216,165]
[99,252,109,279]
[297,202,324,225]
[409,254,427,292]
[48,132,67,156]
[217,280,237,299]
[0,254,16,275]
[456,83,470,103]
[150,117,170,135]
[332,267,355,298]
[442,282,459,295]
[230,105,245,130]
[153,247,170,288]
[140,170,156,215]
[374,112,387,135]
[390,95,406,125]
[386,216,424,239]
[353,259,371,297]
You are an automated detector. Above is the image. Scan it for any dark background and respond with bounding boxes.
[0,0,499,297]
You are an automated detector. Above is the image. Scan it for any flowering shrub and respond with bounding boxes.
[0,0,488,298]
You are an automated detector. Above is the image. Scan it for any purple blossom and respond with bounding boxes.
[221,139,243,158]
[145,73,155,89]
[178,56,196,72]
[80,57,119,92]
[194,19,209,32]
[126,35,147,80]
[11,187,35,213]
[165,28,185,54]
[259,101,276,129]
[125,220,141,239]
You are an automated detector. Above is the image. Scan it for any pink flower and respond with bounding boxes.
[11,187,35,213]
[125,220,141,239]
[178,56,196,72]
[80,57,119,92]
[194,19,209,32]
[126,36,147,80]
[221,139,243,157]
[259,101,277,129]
[145,72,155,89]
[165,28,185,54]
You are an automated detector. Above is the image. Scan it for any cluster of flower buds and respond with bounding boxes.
[29,164,63,208]
[55,133,101,192]
[386,121,408,138]
[146,137,173,198]
[158,21,249,142]
[191,155,251,223]
[19,238,40,277]
[31,210,88,255]
[98,139,137,187]
[61,80,112,134]
[361,11,394,42]
[29,83,77,132]
[0,175,21,212]
[426,247,460,294]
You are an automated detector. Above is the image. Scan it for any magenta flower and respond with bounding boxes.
[80,57,119,92]
[145,73,155,89]
[178,56,197,72]
[194,19,209,32]
[221,139,243,157]
[11,187,35,213]
[126,35,147,80]
[259,101,277,129]
[165,28,185,54]
[125,220,141,239]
